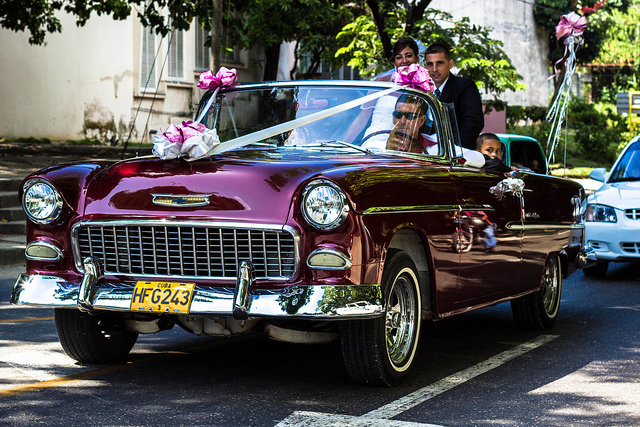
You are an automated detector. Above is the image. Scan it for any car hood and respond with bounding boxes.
[589,180,640,209]
[81,148,407,224]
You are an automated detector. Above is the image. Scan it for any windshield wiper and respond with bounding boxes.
[319,140,371,154]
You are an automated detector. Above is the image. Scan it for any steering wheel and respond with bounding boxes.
[360,130,392,145]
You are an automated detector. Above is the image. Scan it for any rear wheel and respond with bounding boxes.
[55,309,138,363]
[582,260,609,277]
[511,255,562,329]
[341,250,422,385]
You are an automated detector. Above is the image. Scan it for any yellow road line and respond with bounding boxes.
[0,316,55,324]
[0,363,135,398]
[0,336,241,398]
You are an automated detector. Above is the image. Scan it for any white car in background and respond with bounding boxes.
[583,136,640,276]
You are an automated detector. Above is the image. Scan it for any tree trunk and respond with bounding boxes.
[263,44,281,81]
[366,0,392,59]
[404,0,433,35]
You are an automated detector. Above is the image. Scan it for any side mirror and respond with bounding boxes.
[589,167,607,182]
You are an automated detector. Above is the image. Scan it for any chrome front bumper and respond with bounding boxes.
[11,259,383,320]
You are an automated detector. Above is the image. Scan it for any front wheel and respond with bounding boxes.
[341,250,422,386]
[55,309,138,363]
[511,255,562,329]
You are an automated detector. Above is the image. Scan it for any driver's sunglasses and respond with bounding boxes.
[392,110,421,120]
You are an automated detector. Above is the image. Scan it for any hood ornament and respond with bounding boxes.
[151,194,212,207]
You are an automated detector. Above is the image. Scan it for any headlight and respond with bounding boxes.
[585,204,617,222]
[22,178,63,224]
[301,179,349,230]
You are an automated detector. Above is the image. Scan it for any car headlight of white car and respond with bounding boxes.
[22,178,63,224]
[585,203,617,223]
[301,179,349,230]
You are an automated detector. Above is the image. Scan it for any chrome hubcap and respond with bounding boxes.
[542,258,560,315]
[385,272,417,366]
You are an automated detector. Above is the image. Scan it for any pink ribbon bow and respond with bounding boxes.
[555,12,587,40]
[197,67,237,91]
[162,121,207,143]
[393,64,434,93]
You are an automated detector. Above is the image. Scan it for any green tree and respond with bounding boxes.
[533,0,630,96]
[0,0,349,81]
[228,0,351,80]
[334,5,525,95]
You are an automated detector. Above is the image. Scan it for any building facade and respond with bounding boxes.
[0,12,261,144]
[0,1,549,143]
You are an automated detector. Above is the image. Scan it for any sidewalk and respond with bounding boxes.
[0,141,129,178]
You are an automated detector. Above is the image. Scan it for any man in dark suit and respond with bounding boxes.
[425,43,484,150]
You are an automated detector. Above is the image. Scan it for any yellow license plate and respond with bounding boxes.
[131,281,196,314]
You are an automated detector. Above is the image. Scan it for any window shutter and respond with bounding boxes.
[195,19,210,70]
[168,30,184,79]
[140,27,156,91]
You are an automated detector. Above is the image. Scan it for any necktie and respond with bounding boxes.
[435,88,441,99]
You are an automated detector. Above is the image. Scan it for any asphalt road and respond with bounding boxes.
[1,262,638,426]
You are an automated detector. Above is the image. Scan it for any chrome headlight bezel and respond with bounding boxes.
[301,179,350,231]
[22,178,63,225]
[585,203,617,223]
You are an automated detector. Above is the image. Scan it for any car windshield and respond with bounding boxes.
[196,84,444,156]
[609,141,640,182]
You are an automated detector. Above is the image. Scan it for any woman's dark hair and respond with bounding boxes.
[392,37,419,60]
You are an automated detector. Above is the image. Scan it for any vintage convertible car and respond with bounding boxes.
[13,80,587,385]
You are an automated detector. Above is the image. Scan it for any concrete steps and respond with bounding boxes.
[0,177,26,266]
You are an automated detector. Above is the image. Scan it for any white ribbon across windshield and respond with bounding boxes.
[188,86,399,161]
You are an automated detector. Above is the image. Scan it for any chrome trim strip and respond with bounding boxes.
[71,221,301,281]
[578,246,597,270]
[363,204,493,215]
[11,274,383,319]
[25,241,64,261]
[506,222,585,231]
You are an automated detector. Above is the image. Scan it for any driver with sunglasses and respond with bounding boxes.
[385,94,438,154]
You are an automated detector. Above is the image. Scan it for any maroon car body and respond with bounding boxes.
[12,80,587,385]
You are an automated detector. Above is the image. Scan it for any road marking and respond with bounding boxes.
[0,336,241,398]
[0,316,54,324]
[276,334,558,426]
[0,351,179,398]
[0,362,136,398]
[276,411,445,426]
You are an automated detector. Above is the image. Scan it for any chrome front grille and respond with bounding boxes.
[624,209,640,220]
[74,222,298,280]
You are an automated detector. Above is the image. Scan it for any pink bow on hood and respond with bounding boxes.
[197,67,237,91]
[393,64,435,93]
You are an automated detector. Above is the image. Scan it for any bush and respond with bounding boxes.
[567,99,626,164]
[506,105,548,128]
[506,105,526,128]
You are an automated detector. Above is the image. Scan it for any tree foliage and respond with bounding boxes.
[594,0,640,65]
[335,6,525,95]
[533,0,631,66]
[228,0,351,80]
[4,0,524,89]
